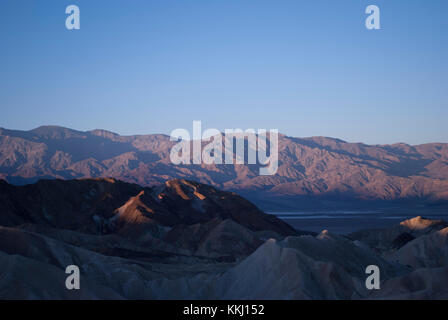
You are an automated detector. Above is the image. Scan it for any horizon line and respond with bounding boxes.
[1,124,447,147]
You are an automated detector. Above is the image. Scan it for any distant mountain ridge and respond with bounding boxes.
[1,125,448,210]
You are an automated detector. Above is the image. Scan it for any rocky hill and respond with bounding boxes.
[0,180,446,300]
[0,178,296,261]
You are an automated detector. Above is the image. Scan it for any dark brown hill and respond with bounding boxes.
[0,178,296,237]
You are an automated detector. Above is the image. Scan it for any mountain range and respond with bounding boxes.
[1,125,448,210]
[1,177,447,299]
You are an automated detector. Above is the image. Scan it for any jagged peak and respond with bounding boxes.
[400,216,447,231]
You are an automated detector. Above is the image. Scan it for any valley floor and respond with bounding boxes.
[275,211,448,234]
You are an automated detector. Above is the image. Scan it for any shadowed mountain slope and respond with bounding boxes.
[0,178,448,299]
[0,178,296,237]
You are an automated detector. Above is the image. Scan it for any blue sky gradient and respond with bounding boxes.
[0,0,447,144]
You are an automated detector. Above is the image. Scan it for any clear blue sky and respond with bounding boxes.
[0,0,447,144]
